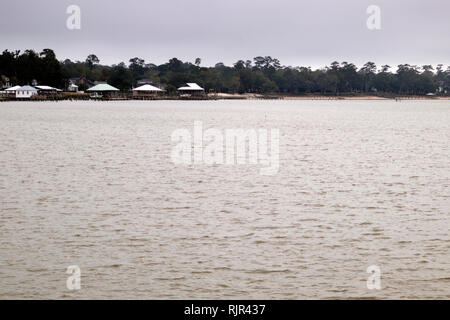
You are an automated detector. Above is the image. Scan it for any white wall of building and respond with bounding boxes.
[16,90,38,99]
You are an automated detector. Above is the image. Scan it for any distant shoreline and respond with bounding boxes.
[1,93,449,102]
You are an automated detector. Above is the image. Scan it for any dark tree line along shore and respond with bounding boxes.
[0,49,449,95]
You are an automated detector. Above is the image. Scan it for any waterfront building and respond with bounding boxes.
[132,84,164,98]
[86,83,120,98]
[177,83,205,97]
[15,85,38,99]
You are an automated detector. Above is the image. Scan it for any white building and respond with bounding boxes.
[177,83,205,97]
[68,83,79,92]
[4,85,21,95]
[16,85,38,99]
[178,83,204,92]
[35,85,62,94]
[132,84,164,97]
[86,83,120,98]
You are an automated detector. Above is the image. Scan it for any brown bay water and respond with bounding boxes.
[0,100,449,299]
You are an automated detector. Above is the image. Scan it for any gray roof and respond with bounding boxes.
[17,85,38,91]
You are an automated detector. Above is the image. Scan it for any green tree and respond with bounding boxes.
[86,54,100,69]
[360,62,377,92]
[108,63,133,91]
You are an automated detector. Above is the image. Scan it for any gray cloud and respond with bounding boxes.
[1,0,449,68]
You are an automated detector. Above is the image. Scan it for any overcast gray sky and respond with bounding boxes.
[1,0,449,69]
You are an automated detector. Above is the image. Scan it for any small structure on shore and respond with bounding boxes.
[86,83,120,99]
[132,84,164,98]
[69,77,94,89]
[4,85,21,95]
[177,83,205,97]
[68,83,79,92]
[34,85,62,99]
[16,85,38,99]
[35,85,62,94]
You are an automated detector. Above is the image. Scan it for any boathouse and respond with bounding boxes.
[177,83,205,97]
[132,84,164,98]
[68,83,79,92]
[35,86,61,94]
[86,83,120,98]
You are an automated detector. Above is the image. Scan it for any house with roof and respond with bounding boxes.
[34,86,62,97]
[86,83,120,98]
[68,83,79,92]
[177,83,205,97]
[16,85,39,99]
[4,85,21,96]
[36,85,62,93]
[132,84,165,98]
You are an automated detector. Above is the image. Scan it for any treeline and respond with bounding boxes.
[1,49,449,95]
